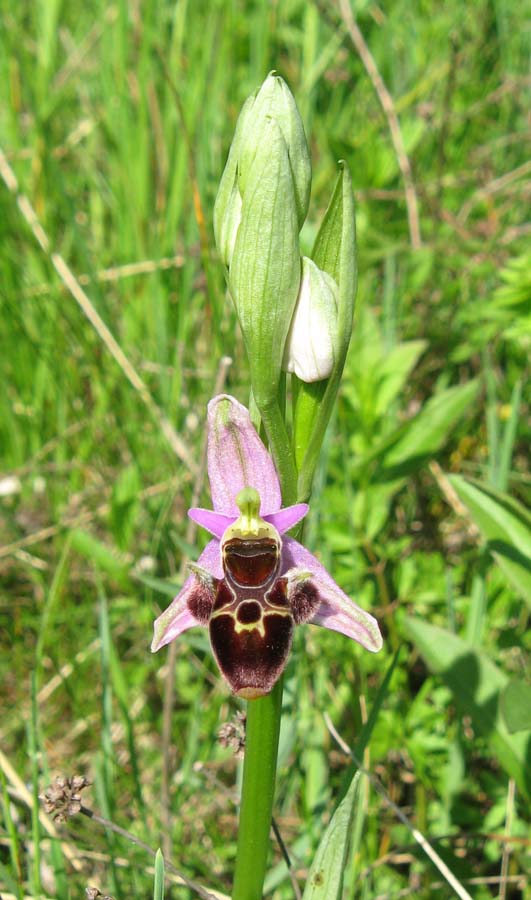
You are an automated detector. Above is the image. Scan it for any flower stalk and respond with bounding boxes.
[232,678,283,900]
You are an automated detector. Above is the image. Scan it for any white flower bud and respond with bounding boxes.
[283,257,339,382]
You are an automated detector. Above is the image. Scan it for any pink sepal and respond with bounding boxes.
[151,539,222,652]
[281,537,383,652]
[188,508,236,538]
[265,503,309,533]
[207,395,282,516]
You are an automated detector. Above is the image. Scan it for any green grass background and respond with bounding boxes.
[1,0,530,897]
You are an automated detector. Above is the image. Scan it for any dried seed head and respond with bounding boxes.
[43,774,91,822]
[86,888,114,900]
[218,710,246,758]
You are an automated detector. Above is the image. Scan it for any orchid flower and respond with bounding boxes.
[152,395,382,698]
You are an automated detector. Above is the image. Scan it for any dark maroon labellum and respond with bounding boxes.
[209,576,293,699]
[186,534,320,698]
[205,534,289,697]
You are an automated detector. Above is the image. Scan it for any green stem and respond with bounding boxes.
[232,677,284,900]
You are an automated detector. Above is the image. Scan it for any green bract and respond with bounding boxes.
[294,164,357,500]
[231,114,301,407]
[237,73,311,228]
[213,93,254,267]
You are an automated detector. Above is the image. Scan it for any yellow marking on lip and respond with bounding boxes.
[210,604,292,639]
[210,606,266,638]
[265,600,292,613]
[264,609,292,618]
[235,618,266,637]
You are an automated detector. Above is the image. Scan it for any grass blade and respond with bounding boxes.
[153,848,165,900]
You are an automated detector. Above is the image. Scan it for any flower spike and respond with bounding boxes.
[152,395,382,695]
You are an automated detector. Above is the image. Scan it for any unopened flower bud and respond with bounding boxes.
[283,257,339,383]
[237,73,311,228]
[293,163,358,500]
[214,74,311,269]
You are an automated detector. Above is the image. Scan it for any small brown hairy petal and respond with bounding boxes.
[187,578,217,625]
[289,579,321,624]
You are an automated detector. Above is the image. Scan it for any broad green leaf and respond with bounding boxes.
[381,379,479,472]
[352,482,397,540]
[501,680,531,734]
[448,475,531,609]
[302,771,363,900]
[374,339,427,417]
[406,618,531,799]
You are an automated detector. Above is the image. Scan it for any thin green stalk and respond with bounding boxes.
[232,677,284,900]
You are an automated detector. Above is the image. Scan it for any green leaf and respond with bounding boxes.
[302,771,363,900]
[135,572,182,597]
[448,475,531,609]
[373,339,427,417]
[406,618,531,799]
[153,848,164,900]
[501,680,531,734]
[381,379,479,473]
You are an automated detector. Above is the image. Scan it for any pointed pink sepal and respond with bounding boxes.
[265,503,309,533]
[151,539,222,652]
[281,537,383,652]
[207,395,282,516]
[188,508,236,538]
